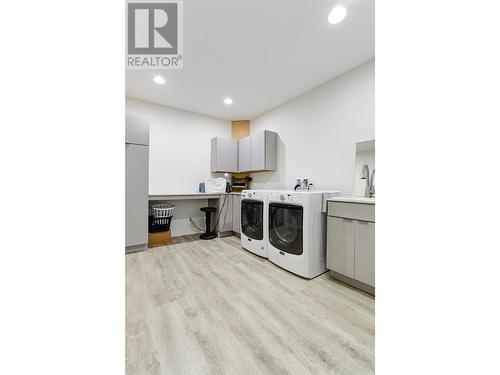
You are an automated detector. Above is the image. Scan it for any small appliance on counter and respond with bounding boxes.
[205,178,227,193]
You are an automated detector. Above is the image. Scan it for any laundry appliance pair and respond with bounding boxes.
[240,189,340,278]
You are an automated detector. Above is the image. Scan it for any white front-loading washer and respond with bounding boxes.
[267,190,340,278]
[240,190,269,258]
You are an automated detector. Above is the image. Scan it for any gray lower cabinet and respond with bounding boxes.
[217,194,233,232]
[327,217,355,278]
[326,201,375,294]
[232,195,241,234]
[354,221,375,286]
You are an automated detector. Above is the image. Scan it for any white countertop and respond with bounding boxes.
[149,192,240,200]
[326,195,375,205]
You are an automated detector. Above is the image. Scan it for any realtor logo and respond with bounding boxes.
[127,0,183,69]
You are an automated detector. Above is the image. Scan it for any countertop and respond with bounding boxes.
[326,195,375,205]
[149,192,240,200]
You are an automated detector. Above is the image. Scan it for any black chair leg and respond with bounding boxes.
[200,207,217,240]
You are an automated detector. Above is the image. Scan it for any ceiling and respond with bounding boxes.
[126,0,374,120]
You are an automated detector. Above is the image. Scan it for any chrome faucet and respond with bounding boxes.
[361,164,375,197]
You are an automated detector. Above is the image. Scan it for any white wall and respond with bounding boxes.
[249,60,375,195]
[125,98,231,195]
[126,98,231,236]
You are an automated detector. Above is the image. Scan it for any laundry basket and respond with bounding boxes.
[149,203,175,233]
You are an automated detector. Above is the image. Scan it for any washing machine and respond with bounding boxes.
[267,190,341,278]
[240,190,269,258]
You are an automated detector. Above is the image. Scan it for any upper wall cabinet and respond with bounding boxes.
[126,114,149,146]
[211,137,238,173]
[249,130,277,172]
[210,130,277,173]
[238,136,251,172]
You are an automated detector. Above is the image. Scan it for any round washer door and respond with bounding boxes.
[268,203,303,255]
[241,200,264,240]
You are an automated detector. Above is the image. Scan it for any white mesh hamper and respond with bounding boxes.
[151,203,175,218]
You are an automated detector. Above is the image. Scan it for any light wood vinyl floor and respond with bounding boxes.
[126,236,375,375]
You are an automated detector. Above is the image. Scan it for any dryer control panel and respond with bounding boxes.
[268,192,305,204]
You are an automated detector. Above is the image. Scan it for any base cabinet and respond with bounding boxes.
[218,194,233,232]
[326,201,375,294]
[327,217,355,278]
[354,221,375,286]
[232,195,241,234]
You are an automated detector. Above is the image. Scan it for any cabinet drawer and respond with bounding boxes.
[328,202,375,222]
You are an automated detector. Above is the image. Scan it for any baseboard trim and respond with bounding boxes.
[125,244,147,254]
[127,233,242,249]
[218,231,235,238]
[329,271,375,296]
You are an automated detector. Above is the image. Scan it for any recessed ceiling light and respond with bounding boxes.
[328,5,347,24]
[223,97,233,105]
[153,75,165,84]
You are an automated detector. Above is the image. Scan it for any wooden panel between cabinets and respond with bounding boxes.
[232,120,251,185]
[231,120,250,140]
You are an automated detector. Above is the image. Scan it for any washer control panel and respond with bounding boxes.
[241,190,266,200]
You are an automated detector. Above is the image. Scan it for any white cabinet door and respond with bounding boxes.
[238,136,251,172]
[232,195,241,233]
[250,131,266,170]
[327,217,355,278]
[354,221,375,287]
